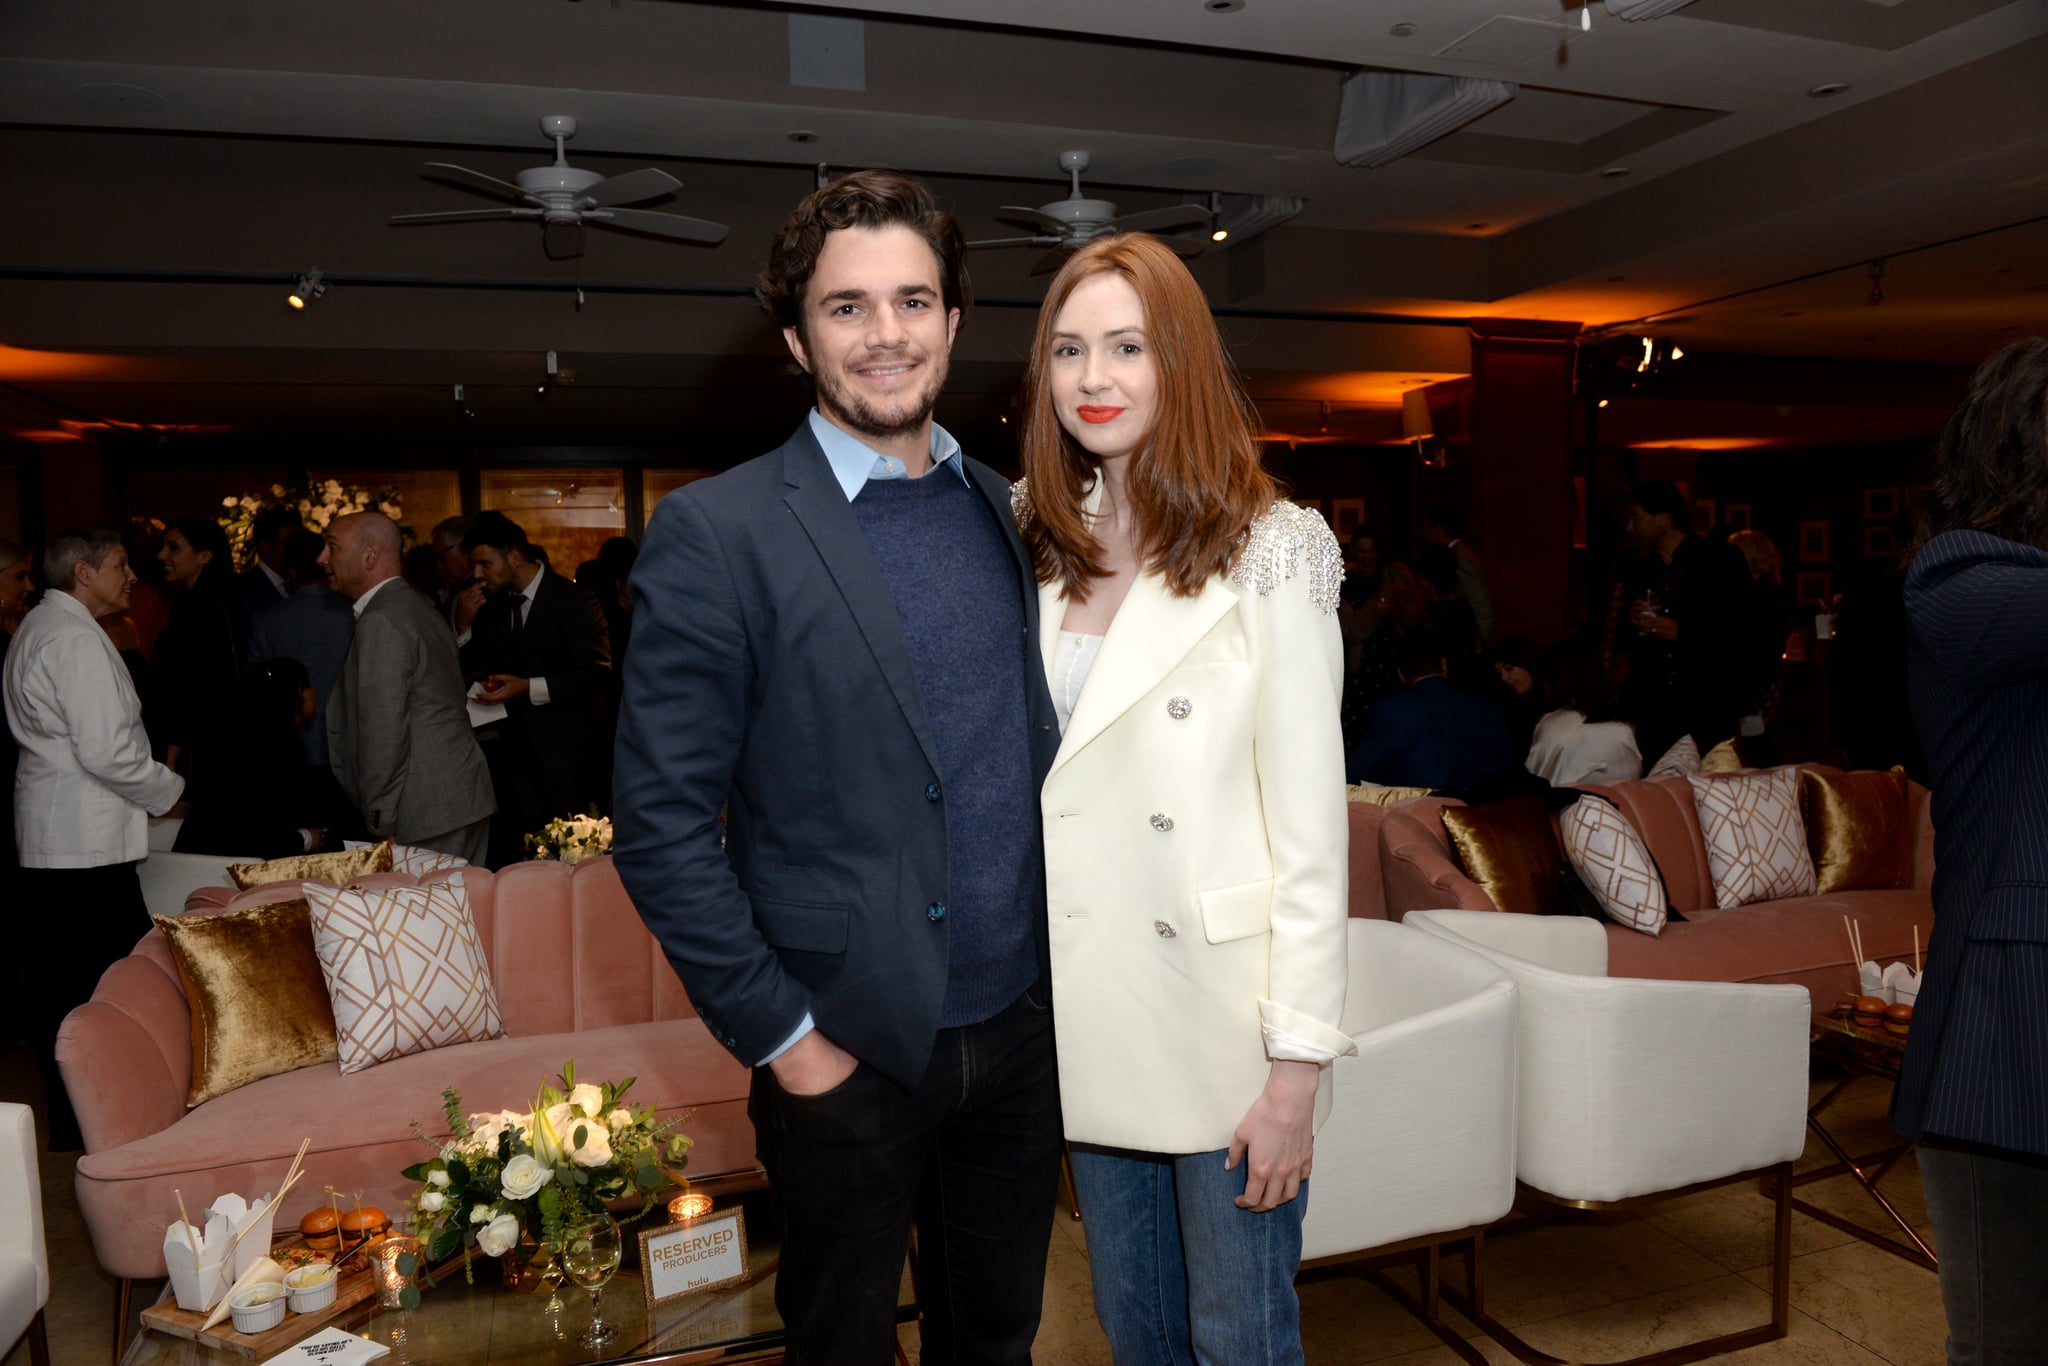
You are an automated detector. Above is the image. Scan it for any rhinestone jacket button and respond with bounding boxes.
[1154,921,1178,938]
[1167,696,1192,719]
[1150,813,1174,832]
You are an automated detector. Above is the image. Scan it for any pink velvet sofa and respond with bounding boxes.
[1373,771,1935,1003]
[56,858,753,1292]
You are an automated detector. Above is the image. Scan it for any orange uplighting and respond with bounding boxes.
[1626,438,1778,452]
[0,344,125,382]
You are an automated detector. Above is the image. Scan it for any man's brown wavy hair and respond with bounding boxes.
[1020,234,1275,600]
[756,170,970,347]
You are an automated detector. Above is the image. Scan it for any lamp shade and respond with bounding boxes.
[1402,388,1435,441]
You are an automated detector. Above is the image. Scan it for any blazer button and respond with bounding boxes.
[1155,921,1178,938]
[927,901,948,922]
[925,782,943,802]
[1150,813,1175,832]
[1167,696,1192,719]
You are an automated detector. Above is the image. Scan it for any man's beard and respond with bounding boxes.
[813,352,948,442]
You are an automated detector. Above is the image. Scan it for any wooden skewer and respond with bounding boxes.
[174,1188,201,1266]
[1843,916,1859,969]
[1914,925,1923,977]
[1852,918,1865,969]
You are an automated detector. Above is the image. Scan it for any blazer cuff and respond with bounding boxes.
[1259,998,1357,1063]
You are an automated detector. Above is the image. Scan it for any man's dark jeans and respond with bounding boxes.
[1919,1138,2048,1365]
[749,988,1062,1365]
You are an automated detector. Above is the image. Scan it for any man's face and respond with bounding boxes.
[469,544,519,593]
[76,545,135,616]
[319,530,363,599]
[1623,503,1668,548]
[431,535,469,587]
[783,225,960,446]
[1347,535,1378,578]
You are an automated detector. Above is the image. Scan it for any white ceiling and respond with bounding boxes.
[1,0,2045,447]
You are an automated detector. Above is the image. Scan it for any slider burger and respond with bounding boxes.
[299,1207,341,1252]
[339,1206,391,1248]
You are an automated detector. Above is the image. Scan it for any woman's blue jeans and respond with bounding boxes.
[1068,1143,1307,1365]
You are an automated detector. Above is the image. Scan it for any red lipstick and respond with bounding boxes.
[1076,406,1124,424]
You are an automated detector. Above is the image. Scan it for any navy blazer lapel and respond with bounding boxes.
[778,426,944,777]
[964,459,1044,635]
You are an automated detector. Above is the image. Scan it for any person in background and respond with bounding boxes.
[1422,502,1495,646]
[1890,335,2048,1365]
[1525,638,1641,787]
[233,504,302,650]
[1830,509,1928,782]
[1416,544,1483,660]
[1726,528,1789,765]
[1340,526,1426,748]
[247,529,355,766]
[595,534,640,666]
[430,515,478,629]
[101,516,167,682]
[5,528,184,1151]
[1346,631,1519,792]
[401,543,442,598]
[174,656,363,858]
[321,512,495,866]
[1019,233,1354,1363]
[1471,635,1546,758]
[0,536,32,894]
[150,516,240,775]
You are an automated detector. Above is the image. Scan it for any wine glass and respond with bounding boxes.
[559,1210,623,1348]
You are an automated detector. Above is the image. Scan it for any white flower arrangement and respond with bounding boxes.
[217,478,406,570]
[525,810,613,864]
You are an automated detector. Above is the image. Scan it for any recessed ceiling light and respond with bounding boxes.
[1599,167,1631,179]
[1597,399,1610,409]
[787,130,819,143]
[1466,222,1490,231]
[1807,82,1850,97]
[1210,228,1230,242]
[1390,22,1418,36]
[1205,0,1244,11]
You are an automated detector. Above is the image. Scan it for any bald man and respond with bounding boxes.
[320,513,495,864]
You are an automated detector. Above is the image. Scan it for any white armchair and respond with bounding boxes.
[0,1102,51,1366]
[1405,909,1811,1366]
[1297,918,1519,1365]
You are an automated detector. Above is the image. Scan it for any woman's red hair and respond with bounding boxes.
[1020,234,1276,599]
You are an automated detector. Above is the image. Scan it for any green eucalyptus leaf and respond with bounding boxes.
[399,1285,421,1311]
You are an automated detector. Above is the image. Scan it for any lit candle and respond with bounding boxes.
[668,1192,714,1223]
[370,1236,420,1308]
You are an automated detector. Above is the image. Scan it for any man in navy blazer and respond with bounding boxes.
[1344,632,1520,791]
[1892,336,2048,1364]
[613,172,1062,1365]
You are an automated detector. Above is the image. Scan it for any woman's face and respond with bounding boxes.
[159,528,210,588]
[1047,272,1159,465]
[0,557,30,614]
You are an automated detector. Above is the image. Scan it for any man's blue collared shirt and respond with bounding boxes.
[808,408,967,501]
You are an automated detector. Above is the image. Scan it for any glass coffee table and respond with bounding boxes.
[1788,1011,1937,1270]
[120,1185,918,1364]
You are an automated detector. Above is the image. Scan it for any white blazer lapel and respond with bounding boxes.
[1050,570,1238,776]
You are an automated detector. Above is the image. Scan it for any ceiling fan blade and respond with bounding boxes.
[1107,204,1215,235]
[421,162,535,203]
[1029,248,1074,276]
[995,206,1066,233]
[592,206,730,244]
[544,219,585,260]
[584,167,683,207]
[389,208,537,225]
[967,235,1063,250]
[1162,235,1210,259]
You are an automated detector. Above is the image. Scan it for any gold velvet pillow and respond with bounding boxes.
[155,900,340,1106]
[1347,783,1433,806]
[1700,739,1744,772]
[1441,796,1566,918]
[226,838,395,890]
[1799,766,1912,893]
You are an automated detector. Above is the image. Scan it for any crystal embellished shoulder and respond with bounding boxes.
[1229,501,1342,616]
[1009,477,1034,530]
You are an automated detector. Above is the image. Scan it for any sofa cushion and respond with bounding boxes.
[1800,766,1912,893]
[307,874,506,1074]
[1688,769,1818,908]
[71,1018,756,1280]
[1559,796,1669,936]
[1604,887,1930,1003]
[154,900,338,1106]
[1442,796,1565,919]
[1646,735,1701,777]
[1586,776,1715,914]
[227,839,393,890]
[1347,783,1432,807]
[343,839,468,875]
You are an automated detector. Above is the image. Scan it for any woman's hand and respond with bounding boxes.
[1226,1059,1320,1211]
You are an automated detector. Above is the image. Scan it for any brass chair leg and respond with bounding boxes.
[22,1308,51,1366]
[1060,1144,1082,1221]
[112,1278,133,1365]
[1445,1162,1794,1366]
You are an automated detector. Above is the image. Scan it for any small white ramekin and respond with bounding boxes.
[229,1283,289,1334]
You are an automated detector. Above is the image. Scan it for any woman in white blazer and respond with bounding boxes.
[1014,234,1355,1364]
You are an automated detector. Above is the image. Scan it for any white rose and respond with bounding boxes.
[567,1084,605,1119]
[419,1191,445,1212]
[476,1212,521,1258]
[539,1101,613,1167]
[428,1169,450,1188]
[470,1204,494,1225]
[500,1153,553,1200]
[604,1107,634,1132]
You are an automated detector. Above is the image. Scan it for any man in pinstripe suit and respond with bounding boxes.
[1893,335,2048,1366]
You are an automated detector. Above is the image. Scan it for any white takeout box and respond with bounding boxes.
[163,1211,230,1312]
[208,1192,278,1280]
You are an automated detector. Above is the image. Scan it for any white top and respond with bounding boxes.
[5,590,185,866]
[1050,630,1105,733]
[1526,708,1643,787]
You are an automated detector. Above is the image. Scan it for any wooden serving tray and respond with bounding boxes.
[141,1243,380,1359]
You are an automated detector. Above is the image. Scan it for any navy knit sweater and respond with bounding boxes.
[850,469,1038,1027]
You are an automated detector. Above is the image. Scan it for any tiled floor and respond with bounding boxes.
[4,1047,1948,1365]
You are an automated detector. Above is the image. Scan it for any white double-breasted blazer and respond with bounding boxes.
[1023,485,1357,1154]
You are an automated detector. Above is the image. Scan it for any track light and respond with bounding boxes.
[286,269,325,310]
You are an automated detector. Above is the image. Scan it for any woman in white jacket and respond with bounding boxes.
[1014,233,1354,1364]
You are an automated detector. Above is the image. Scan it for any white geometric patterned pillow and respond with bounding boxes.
[343,839,467,875]
[1646,735,1701,778]
[1686,769,1818,909]
[1559,796,1669,936]
[305,873,504,1074]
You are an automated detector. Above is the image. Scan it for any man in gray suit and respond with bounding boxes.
[320,512,494,864]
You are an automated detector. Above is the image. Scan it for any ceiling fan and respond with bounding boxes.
[389,114,729,260]
[970,150,1214,274]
